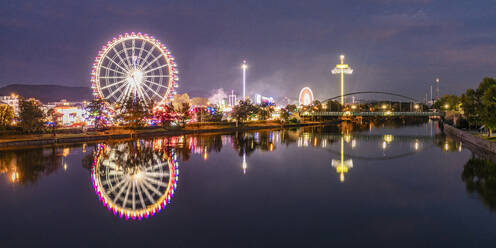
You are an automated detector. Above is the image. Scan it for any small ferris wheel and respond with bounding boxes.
[91,32,179,110]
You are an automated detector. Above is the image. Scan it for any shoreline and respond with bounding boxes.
[443,123,496,161]
[0,122,324,148]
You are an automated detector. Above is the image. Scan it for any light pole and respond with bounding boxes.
[241,60,248,99]
[332,55,353,106]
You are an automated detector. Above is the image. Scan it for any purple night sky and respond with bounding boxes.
[1,0,496,100]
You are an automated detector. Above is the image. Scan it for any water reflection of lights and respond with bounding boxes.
[383,134,394,143]
[444,142,449,151]
[331,137,353,182]
[351,139,356,149]
[11,171,19,183]
[242,153,247,174]
[91,143,178,221]
[382,141,387,150]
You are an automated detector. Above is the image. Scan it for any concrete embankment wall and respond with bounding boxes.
[444,124,496,154]
[0,122,321,148]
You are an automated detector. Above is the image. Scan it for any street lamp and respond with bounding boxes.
[444,104,450,110]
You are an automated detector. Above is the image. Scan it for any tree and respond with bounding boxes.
[481,84,496,136]
[460,89,479,128]
[118,97,153,129]
[154,103,175,128]
[231,99,258,122]
[174,102,191,127]
[326,100,342,112]
[87,98,109,129]
[0,104,14,130]
[203,106,223,122]
[433,94,460,111]
[257,102,274,120]
[46,108,62,136]
[18,98,45,133]
[280,104,297,122]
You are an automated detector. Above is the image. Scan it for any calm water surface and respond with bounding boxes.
[1,121,496,247]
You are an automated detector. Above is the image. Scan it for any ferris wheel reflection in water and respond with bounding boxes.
[91,140,179,221]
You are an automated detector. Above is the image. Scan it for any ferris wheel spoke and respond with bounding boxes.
[101,78,127,90]
[141,82,165,101]
[105,54,129,73]
[116,83,134,104]
[139,46,156,67]
[100,65,126,75]
[141,179,164,196]
[105,82,129,100]
[135,83,150,105]
[141,54,164,71]
[144,175,169,187]
[145,74,170,79]
[122,180,132,208]
[143,64,168,74]
[137,40,146,65]
[144,79,167,89]
[132,181,136,210]
[131,39,136,63]
[121,40,133,69]
[136,182,146,209]
[112,179,130,202]
[144,170,170,178]
[99,75,127,79]
[138,84,152,105]
[139,182,156,205]
[147,162,168,171]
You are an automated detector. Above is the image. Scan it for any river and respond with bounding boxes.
[1,120,495,247]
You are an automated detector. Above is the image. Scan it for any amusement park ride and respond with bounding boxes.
[91,32,179,111]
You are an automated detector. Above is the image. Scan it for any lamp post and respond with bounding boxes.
[332,55,353,106]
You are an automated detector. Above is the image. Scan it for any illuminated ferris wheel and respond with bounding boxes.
[91,32,179,110]
[91,142,178,220]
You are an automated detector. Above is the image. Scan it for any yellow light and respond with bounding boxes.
[382,104,387,109]
[444,104,449,109]
[444,142,449,151]
[351,105,357,110]
[414,141,419,151]
[382,141,387,149]
[414,104,419,109]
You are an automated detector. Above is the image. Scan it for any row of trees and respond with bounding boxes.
[0,98,49,133]
[231,100,277,122]
[88,97,194,129]
[435,77,496,135]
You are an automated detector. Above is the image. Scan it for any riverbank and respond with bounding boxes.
[0,121,324,148]
[444,123,496,160]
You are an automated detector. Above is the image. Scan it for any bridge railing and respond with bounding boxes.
[301,111,443,117]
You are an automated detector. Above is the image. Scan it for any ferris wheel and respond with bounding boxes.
[91,32,179,110]
[91,142,178,220]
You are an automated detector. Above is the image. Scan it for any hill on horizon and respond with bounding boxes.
[0,84,93,103]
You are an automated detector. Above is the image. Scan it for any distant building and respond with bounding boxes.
[254,93,274,105]
[0,94,20,116]
[46,99,88,126]
[228,90,237,106]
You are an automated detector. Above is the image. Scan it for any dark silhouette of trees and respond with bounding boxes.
[462,157,496,211]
